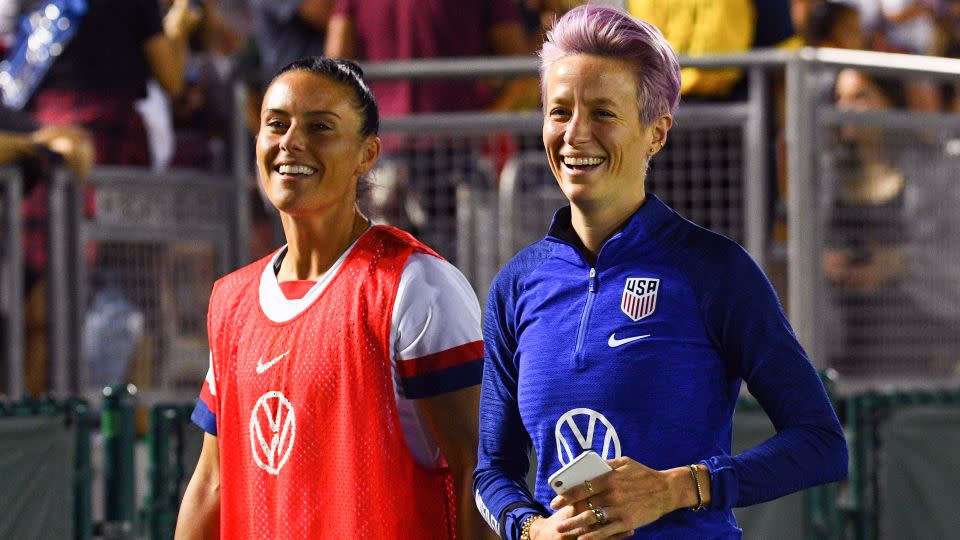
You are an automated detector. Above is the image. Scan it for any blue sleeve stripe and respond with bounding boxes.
[191,400,218,436]
[401,359,483,399]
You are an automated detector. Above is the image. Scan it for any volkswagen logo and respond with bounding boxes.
[554,407,621,465]
[249,390,296,475]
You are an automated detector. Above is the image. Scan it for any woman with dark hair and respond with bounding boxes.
[473,6,847,539]
[175,57,494,539]
[823,68,960,377]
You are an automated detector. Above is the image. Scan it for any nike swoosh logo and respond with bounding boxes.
[256,350,291,374]
[607,333,651,348]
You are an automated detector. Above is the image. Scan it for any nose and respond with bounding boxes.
[279,123,306,153]
[563,109,591,146]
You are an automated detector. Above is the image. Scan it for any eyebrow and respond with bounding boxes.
[263,109,342,119]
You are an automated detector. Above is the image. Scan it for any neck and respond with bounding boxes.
[277,204,368,281]
[570,193,646,264]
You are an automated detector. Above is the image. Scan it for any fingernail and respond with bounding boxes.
[550,497,561,509]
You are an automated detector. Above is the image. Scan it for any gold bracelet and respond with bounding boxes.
[688,464,705,512]
[520,514,543,540]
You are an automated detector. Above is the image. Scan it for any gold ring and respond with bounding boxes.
[593,506,607,524]
[585,497,595,510]
[584,480,594,494]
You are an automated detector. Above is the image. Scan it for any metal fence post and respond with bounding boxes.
[743,66,769,267]
[47,167,76,396]
[102,383,138,539]
[232,81,252,268]
[2,167,25,399]
[785,50,825,367]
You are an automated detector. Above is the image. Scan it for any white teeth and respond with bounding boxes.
[278,164,317,175]
[563,156,605,166]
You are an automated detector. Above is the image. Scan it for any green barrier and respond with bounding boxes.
[102,384,138,539]
[68,398,94,540]
[844,387,960,540]
[144,404,197,540]
[0,396,91,539]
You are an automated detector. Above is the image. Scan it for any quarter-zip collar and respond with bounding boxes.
[545,194,676,267]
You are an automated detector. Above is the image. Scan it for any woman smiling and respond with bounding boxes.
[473,6,847,540]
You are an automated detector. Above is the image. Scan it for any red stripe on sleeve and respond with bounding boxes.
[397,340,484,378]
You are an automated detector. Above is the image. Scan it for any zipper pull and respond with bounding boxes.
[589,267,597,293]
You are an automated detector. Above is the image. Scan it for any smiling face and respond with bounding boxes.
[542,54,669,214]
[256,70,379,217]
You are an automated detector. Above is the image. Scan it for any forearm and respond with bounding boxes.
[174,471,220,540]
[0,133,36,164]
[453,464,498,539]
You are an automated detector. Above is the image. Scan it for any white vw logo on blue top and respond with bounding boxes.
[554,407,622,464]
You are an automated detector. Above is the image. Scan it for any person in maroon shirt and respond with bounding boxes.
[324,0,527,262]
[325,0,525,114]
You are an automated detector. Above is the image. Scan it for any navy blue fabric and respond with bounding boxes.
[400,359,484,399]
[473,195,847,539]
[191,399,217,436]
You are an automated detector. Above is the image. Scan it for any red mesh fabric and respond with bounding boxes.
[207,226,456,539]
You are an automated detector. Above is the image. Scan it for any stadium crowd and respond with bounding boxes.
[1,0,958,428]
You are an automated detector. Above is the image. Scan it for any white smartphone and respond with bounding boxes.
[547,450,612,495]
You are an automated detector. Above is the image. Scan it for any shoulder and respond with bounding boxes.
[211,250,277,301]
[660,217,767,300]
[489,239,555,300]
[398,251,475,298]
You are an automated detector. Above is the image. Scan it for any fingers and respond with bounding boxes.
[550,475,609,510]
[555,507,605,534]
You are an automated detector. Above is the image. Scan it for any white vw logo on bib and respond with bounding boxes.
[554,408,621,465]
[250,390,296,475]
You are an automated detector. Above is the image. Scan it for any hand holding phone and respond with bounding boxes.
[547,450,612,495]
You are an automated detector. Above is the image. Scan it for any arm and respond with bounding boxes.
[296,0,335,29]
[324,12,356,58]
[0,132,38,165]
[0,124,94,179]
[174,433,221,540]
[473,265,549,540]
[418,387,497,540]
[699,244,848,508]
[145,0,201,96]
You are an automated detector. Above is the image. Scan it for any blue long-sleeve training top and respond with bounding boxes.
[473,194,848,539]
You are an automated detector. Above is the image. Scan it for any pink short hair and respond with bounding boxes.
[540,5,681,125]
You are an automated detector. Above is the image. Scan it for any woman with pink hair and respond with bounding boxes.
[473,6,847,539]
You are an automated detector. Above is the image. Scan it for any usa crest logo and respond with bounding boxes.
[621,277,659,321]
[250,390,296,475]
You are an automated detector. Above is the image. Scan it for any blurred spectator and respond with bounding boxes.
[491,0,584,112]
[325,0,525,115]
[806,1,865,48]
[0,104,93,395]
[822,68,960,377]
[164,0,241,172]
[251,0,332,85]
[324,0,526,261]
[11,0,200,166]
[879,0,941,54]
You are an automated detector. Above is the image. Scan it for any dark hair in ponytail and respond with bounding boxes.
[270,56,380,138]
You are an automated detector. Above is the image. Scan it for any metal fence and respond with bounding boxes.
[364,61,774,301]
[2,48,959,400]
[785,49,960,389]
[0,167,24,399]
[1,166,247,401]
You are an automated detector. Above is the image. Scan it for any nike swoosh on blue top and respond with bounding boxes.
[607,333,651,348]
